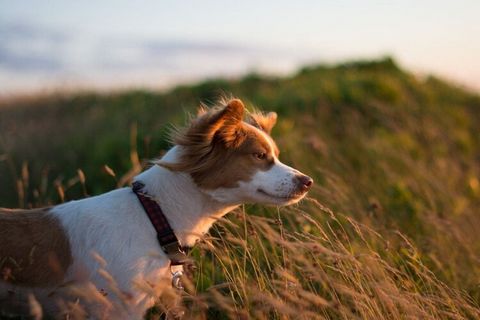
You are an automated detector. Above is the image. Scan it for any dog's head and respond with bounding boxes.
[161,98,313,206]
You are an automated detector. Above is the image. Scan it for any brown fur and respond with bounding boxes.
[160,98,279,189]
[0,208,72,287]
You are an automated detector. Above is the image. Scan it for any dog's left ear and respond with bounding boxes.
[248,111,277,135]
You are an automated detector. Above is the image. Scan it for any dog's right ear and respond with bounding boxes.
[159,99,245,172]
[194,99,245,142]
[215,99,245,147]
[222,99,245,125]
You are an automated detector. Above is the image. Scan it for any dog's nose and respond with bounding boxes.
[296,174,313,192]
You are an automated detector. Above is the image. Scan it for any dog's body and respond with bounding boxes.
[0,99,312,319]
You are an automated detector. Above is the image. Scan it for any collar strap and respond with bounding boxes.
[132,181,189,266]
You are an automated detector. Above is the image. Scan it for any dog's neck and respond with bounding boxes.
[134,147,238,247]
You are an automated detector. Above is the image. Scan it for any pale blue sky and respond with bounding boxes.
[1,1,479,94]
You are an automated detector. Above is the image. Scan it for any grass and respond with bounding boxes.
[182,204,480,319]
[1,57,480,319]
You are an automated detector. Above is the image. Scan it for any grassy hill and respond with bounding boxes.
[1,57,480,319]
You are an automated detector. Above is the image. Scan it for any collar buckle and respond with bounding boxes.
[171,265,184,291]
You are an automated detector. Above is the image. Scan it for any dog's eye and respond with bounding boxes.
[254,152,266,160]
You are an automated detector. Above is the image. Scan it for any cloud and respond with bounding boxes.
[0,22,304,94]
[0,22,67,43]
[142,40,246,55]
[0,22,68,72]
[0,44,63,72]
[0,21,260,74]
[90,37,256,71]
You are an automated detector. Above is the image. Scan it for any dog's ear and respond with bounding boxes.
[185,98,245,144]
[159,99,245,172]
[248,111,277,135]
[205,98,243,136]
[221,98,244,125]
[215,99,245,148]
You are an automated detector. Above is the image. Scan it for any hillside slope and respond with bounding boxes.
[1,57,480,318]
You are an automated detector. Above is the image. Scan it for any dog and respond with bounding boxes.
[0,98,313,319]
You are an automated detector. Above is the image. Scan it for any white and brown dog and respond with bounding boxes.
[0,98,312,319]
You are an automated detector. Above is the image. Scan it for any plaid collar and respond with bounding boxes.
[132,181,189,266]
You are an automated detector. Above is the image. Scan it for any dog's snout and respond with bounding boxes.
[296,174,313,192]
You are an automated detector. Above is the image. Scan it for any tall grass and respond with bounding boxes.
[180,201,480,319]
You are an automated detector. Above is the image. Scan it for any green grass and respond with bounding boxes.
[1,57,480,319]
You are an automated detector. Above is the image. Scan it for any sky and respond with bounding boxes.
[1,0,479,95]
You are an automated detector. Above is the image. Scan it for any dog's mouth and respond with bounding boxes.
[257,189,305,202]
